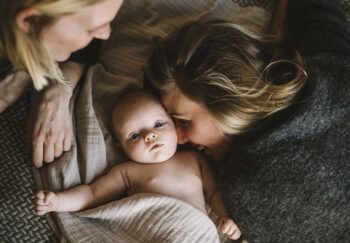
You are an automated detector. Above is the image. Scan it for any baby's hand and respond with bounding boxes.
[35,191,59,215]
[217,216,241,240]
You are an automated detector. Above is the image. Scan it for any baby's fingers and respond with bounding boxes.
[218,219,231,234]
[35,198,46,206]
[36,208,48,216]
[35,190,46,200]
[227,224,241,240]
[43,191,57,204]
[35,204,49,212]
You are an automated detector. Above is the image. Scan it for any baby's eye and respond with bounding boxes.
[154,121,165,128]
[128,132,140,141]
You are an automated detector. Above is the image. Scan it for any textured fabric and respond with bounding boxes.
[220,0,350,242]
[0,96,57,242]
[61,193,220,243]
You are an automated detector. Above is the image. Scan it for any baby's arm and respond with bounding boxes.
[35,164,129,215]
[199,155,241,240]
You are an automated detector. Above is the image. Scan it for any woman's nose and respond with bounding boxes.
[176,126,189,144]
[94,25,111,40]
[145,132,158,142]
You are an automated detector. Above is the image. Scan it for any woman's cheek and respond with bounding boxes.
[70,34,94,53]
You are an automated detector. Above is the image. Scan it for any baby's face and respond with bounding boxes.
[113,94,178,163]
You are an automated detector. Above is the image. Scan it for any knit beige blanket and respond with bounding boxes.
[34,1,271,242]
[69,193,220,243]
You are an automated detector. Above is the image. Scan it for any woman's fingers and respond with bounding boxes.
[54,134,64,158]
[44,138,55,163]
[29,84,73,167]
[32,135,44,167]
[63,129,72,152]
[31,100,55,166]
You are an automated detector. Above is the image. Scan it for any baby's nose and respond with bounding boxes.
[145,132,157,142]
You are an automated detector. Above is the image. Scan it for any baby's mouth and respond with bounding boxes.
[150,143,163,151]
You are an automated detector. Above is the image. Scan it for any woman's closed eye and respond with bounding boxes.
[128,132,140,141]
[173,117,190,128]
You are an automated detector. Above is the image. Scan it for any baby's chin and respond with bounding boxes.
[135,147,177,164]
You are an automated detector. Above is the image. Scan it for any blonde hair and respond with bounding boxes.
[0,0,106,90]
[145,18,308,135]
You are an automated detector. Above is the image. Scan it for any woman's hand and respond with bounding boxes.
[29,83,74,167]
[28,61,84,167]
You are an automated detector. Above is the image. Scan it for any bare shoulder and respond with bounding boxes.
[174,150,207,166]
[108,161,135,174]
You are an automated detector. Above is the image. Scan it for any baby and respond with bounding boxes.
[34,90,241,240]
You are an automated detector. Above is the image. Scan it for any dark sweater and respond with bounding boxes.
[220,0,350,242]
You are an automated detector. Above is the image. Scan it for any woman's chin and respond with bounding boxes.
[54,52,72,62]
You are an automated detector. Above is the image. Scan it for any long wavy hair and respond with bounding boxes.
[0,0,106,90]
[145,18,307,135]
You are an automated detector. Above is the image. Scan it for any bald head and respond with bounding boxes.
[111,90,162,140]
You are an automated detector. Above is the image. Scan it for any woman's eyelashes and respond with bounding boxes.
[173,117,190,128]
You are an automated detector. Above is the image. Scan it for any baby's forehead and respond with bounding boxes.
[111,91,165,128]
[114,92,160,114]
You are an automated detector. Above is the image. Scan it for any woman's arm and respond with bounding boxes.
[29,61,84,167]
[29,39,101,167]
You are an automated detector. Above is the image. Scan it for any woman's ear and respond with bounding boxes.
[15,8,42,33]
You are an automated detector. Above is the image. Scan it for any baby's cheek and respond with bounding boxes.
[126,143,145,161]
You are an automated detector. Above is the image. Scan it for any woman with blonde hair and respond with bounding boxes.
[146,18,307,161]
[145,0,349,241]
[0,0,123,167]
